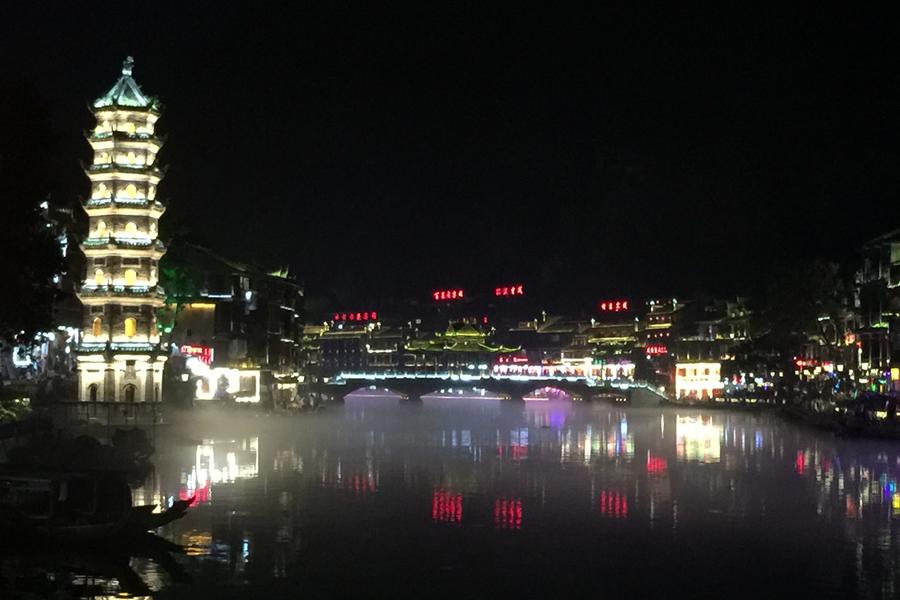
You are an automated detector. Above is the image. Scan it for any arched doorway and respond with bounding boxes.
[123,384,136,403]
[88,383,99,402]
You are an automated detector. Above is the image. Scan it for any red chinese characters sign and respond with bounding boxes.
[433,289,464,301]
[599,300,629,312]
[645,344,668,355]
[332,311,378,322]
[181,344,213,365]
[495,284,524,297]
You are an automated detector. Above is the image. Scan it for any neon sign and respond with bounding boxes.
[332,311,378,322]
[433,289,464,301]
[645,344,668,355]
[495,284,524,297]
[180,344,213,365]
[599,300,629,312]
[497,355,529,364]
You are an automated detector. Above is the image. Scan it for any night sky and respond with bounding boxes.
[4,5,899,309]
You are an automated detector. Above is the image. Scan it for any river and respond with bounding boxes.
[13,393,900,598]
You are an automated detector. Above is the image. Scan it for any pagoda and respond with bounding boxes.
[76,57,168,403]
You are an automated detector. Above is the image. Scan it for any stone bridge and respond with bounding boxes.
[317,373,668,406]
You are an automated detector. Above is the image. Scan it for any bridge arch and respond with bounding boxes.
[523,385,581,402]
[343,385,409,401]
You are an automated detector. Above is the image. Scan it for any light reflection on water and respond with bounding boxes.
[27,395,900,598]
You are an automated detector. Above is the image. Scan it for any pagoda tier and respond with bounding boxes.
[76,57,168,404]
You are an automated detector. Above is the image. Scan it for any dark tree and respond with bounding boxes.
[750,259,852,377]
[156,254,200,340]
[0,83,65,342]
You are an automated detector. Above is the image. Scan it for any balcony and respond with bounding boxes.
[79,285,165,299]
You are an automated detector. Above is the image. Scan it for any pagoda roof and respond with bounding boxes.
[94,57,158,110]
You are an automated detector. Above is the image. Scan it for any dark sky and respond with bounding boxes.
[4,5,899,309]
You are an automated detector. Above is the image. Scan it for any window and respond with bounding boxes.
[96,183,110,198]
[96,220,107,236]
[124,317,137,338]
[123,384,136,402]
[124,269,137,286]
[92,317,103,337]
[125,222,138,235]
[239,375,256,394]
[124,183,138,198]
[88,384,98,402]
[94,269,105,285]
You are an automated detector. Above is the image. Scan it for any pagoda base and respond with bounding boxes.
[76,350,167,403]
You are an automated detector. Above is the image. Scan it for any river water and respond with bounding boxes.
[16,394,900,598]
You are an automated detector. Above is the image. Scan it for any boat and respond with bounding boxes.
[0,466,192,541]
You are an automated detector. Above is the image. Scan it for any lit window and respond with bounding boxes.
[124,269,137,286]
[123,184,138,198]
[94,269,105,285]
[124,317,137,338]
[127,151,137,164]
[92,317,103,337]
[125,222,138,235]
[96,220,107,236]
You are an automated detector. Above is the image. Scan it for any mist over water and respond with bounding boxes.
[115,396,900,597]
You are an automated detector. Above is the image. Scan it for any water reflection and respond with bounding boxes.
[31,397,900,597]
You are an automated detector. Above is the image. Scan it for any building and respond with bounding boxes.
[76,58,168,403]
[857,229,900,391]
[164,242,304,406]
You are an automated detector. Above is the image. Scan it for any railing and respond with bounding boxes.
[79,285,164,298]
[82,237,164,250]
[90,131,157,141]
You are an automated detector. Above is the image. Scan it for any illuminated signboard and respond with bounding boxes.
[495,284,524,297]
[497,355,529,364]
[645,344,668,355]
[599,300,629,312]
[181,344,213,365]
[433,289,464,301]
[332,311,378,322]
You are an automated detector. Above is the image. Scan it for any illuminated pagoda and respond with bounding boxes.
[76,57,167,403]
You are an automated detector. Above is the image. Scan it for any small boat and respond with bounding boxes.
[0,466,193,541]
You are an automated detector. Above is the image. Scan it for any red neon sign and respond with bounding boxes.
[599,300,629,312]
[645,344,668,355]
[494,284,524,297]
[433,289,465,301]
[332,311,378,322]
[180,344,213,365]
[497,355,528,364]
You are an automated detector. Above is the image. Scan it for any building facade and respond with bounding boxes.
[76,58,167,403]
[164,242,304,406]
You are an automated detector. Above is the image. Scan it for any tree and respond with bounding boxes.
[0,83,66,344]
[156,255,200,342]
[750,259,852,379]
